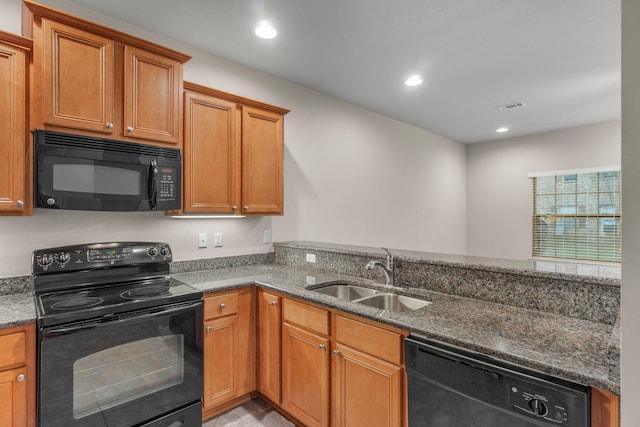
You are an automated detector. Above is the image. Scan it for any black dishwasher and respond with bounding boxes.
[406,337,589,427]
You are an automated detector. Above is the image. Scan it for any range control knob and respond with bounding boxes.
[57,252,71,265]
[38,254,53,266]
[528,399,548,417]
[148,247,158,257]
[159,246,170,256]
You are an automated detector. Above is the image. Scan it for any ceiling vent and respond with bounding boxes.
[496,101,526,111]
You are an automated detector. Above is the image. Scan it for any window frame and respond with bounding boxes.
[529,166,621,264]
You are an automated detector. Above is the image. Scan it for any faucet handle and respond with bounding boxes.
[381,247,393,268]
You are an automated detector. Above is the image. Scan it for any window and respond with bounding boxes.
[529,167,621,263]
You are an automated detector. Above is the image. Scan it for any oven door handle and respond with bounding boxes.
[43,301,202,336]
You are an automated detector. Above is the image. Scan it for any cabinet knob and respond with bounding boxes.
[206,326,212,333]
[318,344,326,350]
[16,200,24,208]
[127,126,134,132]
[333,350,340,356]
[243,206,249,212]
[17,374,25,382]
[231,205,238,210]
[106,122,114,129]
[268,301,278,306]
[220,303,226,310]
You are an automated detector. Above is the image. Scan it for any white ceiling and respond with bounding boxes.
[67,0,620,143]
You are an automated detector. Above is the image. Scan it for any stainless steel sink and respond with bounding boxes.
[312,284,379,301]
[310,284,430,313]
[355,293,431,313]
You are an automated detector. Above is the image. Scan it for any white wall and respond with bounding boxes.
[621,0,639,424]
[0,0,467,277]
[466,121,621,260]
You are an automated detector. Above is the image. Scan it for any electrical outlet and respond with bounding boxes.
[198,233,207,248]
[306,253,316,263]
[214,232,223,247]
[263,229,272,243]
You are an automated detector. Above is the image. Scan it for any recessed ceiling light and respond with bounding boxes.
[255,21,277,39]
[496,127,510,133]
[405,75,423,87]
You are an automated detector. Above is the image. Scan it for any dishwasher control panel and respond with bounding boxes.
[510,385,569,424]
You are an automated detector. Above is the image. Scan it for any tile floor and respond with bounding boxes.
[202,397,295,427]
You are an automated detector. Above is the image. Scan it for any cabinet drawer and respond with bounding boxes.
[283,299,330,336]
[0,331,26,369]
[335,316,403,365]
[205,292,239,319]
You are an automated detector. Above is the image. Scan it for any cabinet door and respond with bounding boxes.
[0,367,28,427]
[0,38,27,214]
[257,290,281,404]
[42,19,114,134]
[203,315,239,409]
[241,106,284,215]
[332,343,403,427]
[281,322,330,427]
[123,45,180,144]
[183,91,241,213]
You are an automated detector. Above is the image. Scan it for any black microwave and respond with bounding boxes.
[34,130,181,211]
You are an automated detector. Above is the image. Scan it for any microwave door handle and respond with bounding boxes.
[149,159,158,210]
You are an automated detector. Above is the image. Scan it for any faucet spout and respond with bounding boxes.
[365,248,395,286]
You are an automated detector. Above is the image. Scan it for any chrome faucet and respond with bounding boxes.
[365,247,395,286]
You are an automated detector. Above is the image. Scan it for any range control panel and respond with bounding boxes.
[32,242,172,273]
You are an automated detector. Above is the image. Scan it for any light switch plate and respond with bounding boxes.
[263,230,272,243]
[198,233,207,248]
[214,232,223,247]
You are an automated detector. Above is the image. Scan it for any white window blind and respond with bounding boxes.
[530,167,621,263]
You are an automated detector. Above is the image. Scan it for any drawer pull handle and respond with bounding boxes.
[17,374,25,382]
[333,350,340,356]
[319,344,326,350]
[220,303,226,310]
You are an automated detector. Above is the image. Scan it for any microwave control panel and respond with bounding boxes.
[158,167,178,200]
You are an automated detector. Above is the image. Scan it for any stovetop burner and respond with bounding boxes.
[50,297,103,311]
[121,285,171,300]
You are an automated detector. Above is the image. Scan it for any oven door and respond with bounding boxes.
[38,301,203,427]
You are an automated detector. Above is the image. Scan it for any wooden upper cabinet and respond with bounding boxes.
[180,82,288,216]
[123,45,181,144]
[23,0,189,148]
[241,106,284,215]
[41,19,114,134]
[0,31,31,216]
[183,87,241,213]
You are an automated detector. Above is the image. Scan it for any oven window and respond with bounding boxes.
[53,164,142,196]
[73,335,184,419]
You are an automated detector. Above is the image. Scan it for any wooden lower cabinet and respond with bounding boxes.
[257,289,281,404]
[0,324,36,427]
[332,343,403,427]
[591,387,620,427]
[281,322,331,427]
[202,288,255,419]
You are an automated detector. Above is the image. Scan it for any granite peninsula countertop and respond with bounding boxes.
[174,264,620,394]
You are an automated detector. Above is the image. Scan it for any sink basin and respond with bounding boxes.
[356,294,430,313]
[312,284,379,301]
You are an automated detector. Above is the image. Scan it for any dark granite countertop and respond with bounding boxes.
[174,264,620,394]
[0,292,36,328]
